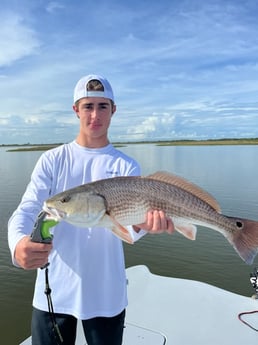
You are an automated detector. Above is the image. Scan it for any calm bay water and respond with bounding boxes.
[1,144,258,344]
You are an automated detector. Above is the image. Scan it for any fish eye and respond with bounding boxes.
[60,195,71,203]
[236,220,243,229]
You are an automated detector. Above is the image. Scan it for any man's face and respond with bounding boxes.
[73,97,116,141]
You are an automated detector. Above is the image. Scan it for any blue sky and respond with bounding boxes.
[0,0,258,144]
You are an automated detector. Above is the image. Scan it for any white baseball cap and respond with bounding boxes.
[73,74,114,103]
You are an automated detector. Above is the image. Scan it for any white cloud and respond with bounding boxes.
[24,116,40,125]
[46,2,65,13]
[0,1,258,144]
[0,12,40,67]
[0,117,8,125]
[127,113,176,140]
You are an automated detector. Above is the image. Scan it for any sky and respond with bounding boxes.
[0,0,258,144]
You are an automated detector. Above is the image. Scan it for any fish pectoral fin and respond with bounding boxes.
[111,226,134,244]
[175,223,197,240]
[106,215,134,244]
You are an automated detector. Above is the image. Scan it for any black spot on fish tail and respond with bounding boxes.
[235,220,244,229]
[229,217,258,265]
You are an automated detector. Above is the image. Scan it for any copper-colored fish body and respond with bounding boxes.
[44,171,258,264]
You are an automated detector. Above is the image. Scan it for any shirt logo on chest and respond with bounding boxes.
[105,170,119,177]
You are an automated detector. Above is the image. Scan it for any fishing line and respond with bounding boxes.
[31,212,62,343]
[238,310,258,331]
[44,264,64,344]
[238,267,258,332]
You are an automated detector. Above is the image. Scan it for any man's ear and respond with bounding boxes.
[73,105,80,118]
[112,104,117,116]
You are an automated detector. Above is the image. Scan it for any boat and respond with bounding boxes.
[20,265,258,345]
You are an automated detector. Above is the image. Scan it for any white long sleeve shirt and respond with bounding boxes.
[8,141,144,319]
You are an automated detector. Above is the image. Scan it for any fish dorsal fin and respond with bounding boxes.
[146,171,221,213]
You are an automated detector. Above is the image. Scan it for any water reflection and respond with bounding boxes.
[120,143,258,296]
[1,144,258,344]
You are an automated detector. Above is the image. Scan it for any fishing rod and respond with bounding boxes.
[30,211,63,344]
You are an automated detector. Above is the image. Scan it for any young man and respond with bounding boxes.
[8,74,174,345]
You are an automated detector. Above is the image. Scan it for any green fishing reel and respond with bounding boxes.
[31,211,59,243]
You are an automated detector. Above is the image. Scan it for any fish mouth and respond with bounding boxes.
[43,202,66,221]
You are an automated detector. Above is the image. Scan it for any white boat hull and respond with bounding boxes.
[21,265,258,345]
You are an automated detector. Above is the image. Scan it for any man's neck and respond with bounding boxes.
[75,134,110,148]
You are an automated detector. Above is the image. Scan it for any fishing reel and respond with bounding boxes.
[250,267,258,299]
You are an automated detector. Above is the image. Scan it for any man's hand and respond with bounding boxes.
[14,236,53,270]
[134,210,175,234]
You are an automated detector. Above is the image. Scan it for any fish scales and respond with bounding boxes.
[44,172,258,264]
[89,176,230,230]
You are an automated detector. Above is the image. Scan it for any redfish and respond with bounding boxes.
[44,171,258,264]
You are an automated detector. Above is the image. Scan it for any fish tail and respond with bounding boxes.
[229,218,258,264]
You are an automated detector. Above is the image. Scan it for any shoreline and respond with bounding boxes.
[4,138,258,152]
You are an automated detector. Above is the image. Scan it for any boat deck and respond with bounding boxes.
[21,265,258,345]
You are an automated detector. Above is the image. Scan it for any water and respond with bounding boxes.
[1,144,258,344]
